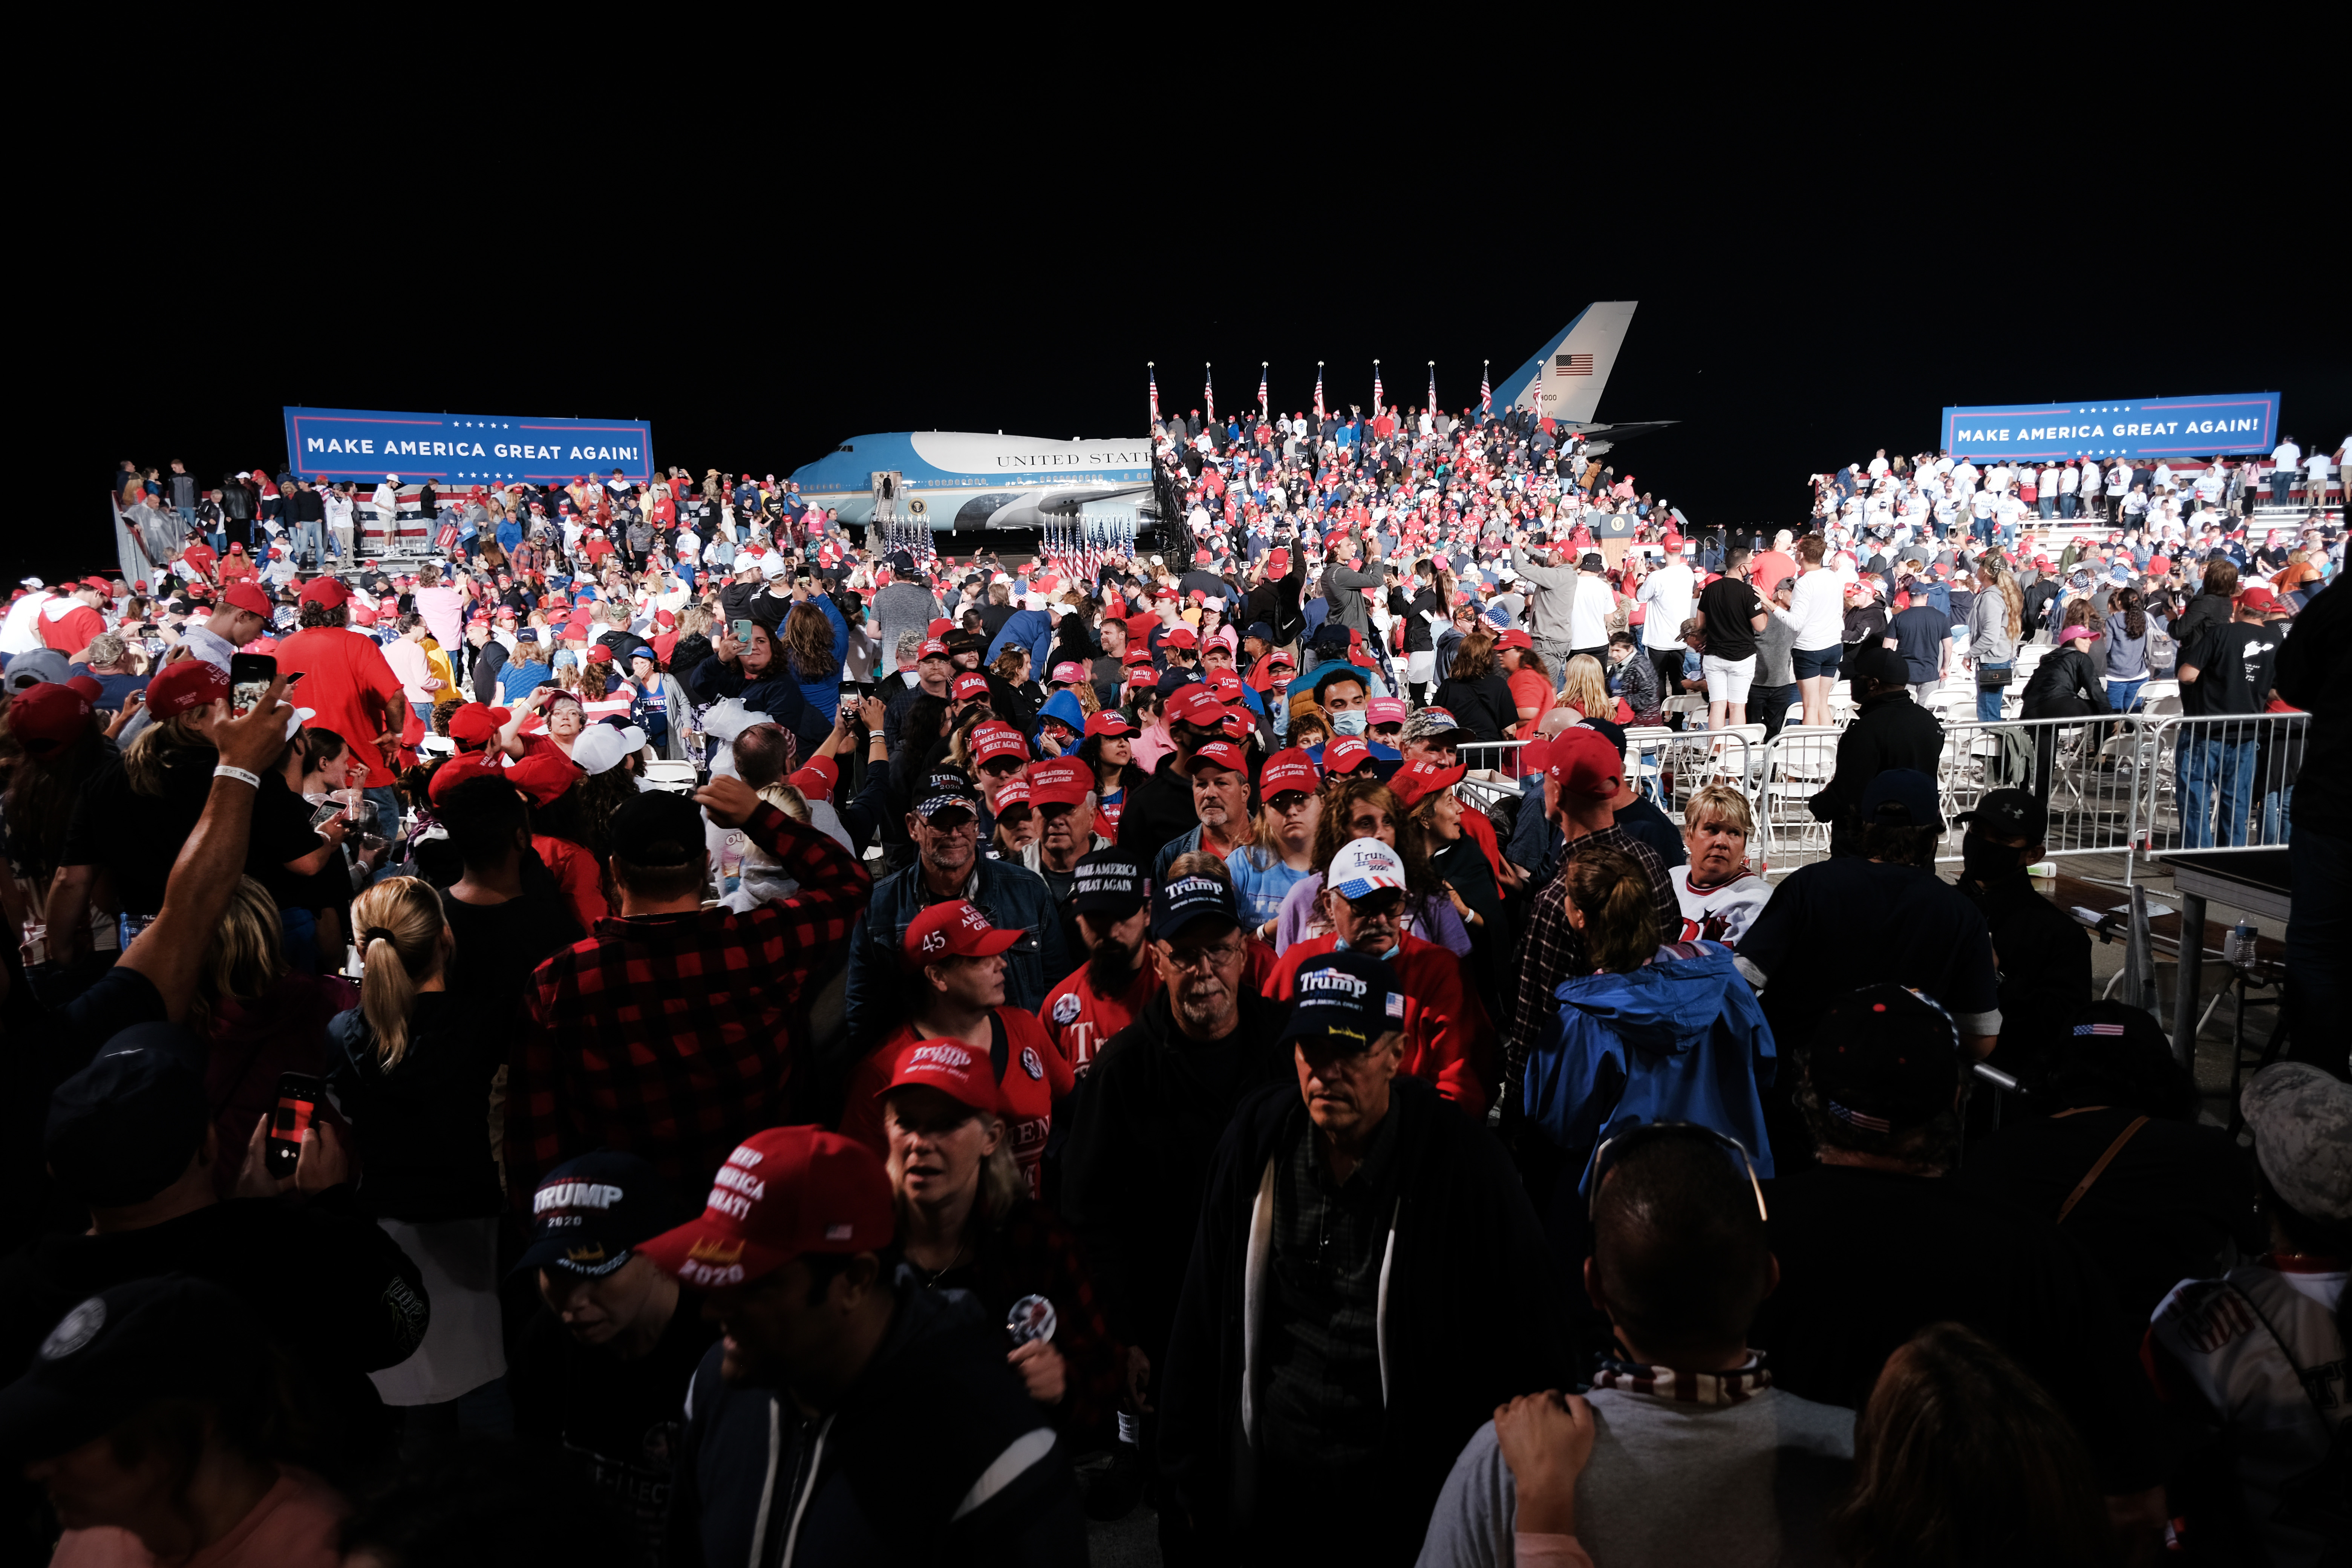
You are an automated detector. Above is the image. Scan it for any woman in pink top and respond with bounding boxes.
[409,562,464,650]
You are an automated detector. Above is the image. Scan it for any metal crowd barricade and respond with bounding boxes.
[1932,714,2151,872]
[2133,711,2306,864]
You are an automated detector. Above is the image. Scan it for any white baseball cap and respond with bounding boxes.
[1327,837,1407,900]
[573,722,649,777]
[761,554,792,580]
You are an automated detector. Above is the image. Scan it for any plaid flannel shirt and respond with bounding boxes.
[512,802,870,1204]
[1502,824,1680,1110]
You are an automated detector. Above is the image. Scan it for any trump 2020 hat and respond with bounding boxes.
[1152,873,1240,941]
[1278,950,1406,1053]
[874,1037,1004,1118]
[636,1126,896,1289]
[514,1152,688,1280]
[1326,837,1408,900]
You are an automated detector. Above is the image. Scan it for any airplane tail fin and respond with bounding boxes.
[1490,302,1638,427]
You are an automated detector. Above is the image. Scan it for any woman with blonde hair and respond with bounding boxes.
[201,875,358,1199]
[327,876,508,1436]
[1558,653,1617,724]
[1968,561,2025,721]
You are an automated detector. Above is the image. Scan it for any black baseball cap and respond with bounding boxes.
[46,1030,211,1207]
[1151,873,1240,941]
[1848,645,1909,688]
[1805,984,1964,1133]
[1070,850,1148,918]
[915,772,979,823]
[513,1152,688,1280]
[612,791,706,867]
[1278,950,1406,1053]
[0,1277,266,1462]
[1956,786,2047,843]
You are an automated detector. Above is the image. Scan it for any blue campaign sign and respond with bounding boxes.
[1939,393,2280,462]
[281,407,655,484]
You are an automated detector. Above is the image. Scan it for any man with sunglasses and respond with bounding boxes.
[1159,948,1570,1564]
[1061,875,1292,1556]
[1423,1123,1856,1568]
[1265,838,1494,1118]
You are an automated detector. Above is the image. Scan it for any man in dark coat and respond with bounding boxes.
[1810,646,1946,858]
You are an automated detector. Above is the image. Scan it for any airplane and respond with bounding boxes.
[788,301,1672,539]
[1486,300,1677,455]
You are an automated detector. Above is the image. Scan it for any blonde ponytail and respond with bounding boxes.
[350,877,446,1070]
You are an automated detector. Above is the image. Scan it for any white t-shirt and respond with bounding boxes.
[2270,441,2301,469]
[1569,573,1614,647]
[1637,561,1695,650]
[2057,463,2080,493]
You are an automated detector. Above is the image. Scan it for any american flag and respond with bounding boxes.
[1149,366,1159,424]
[1556,352,1595,375]
[1257,364,1268,416]
[1372,361,1383,411]
[1428,364,1437,412]
[1314,364,1326,419]
[1204,365,1214,423]
[1479,361,1491,415]
[1530,364,1544,420]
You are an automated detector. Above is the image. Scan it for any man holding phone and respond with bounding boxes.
[276,576,407,842]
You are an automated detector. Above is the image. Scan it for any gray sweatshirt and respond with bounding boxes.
[1415,1383,1854,1568]
[1968,588,2018,665]
[873,581,944,674]
[1510,547,1584,645]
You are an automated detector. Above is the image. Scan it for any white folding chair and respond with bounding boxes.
[1761,726,1841,857]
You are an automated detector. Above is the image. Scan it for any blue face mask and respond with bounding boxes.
[1331,709,1369,736]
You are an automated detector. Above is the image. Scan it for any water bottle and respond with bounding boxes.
[2224,920,2257,967]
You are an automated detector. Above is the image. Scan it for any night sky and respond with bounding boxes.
[35,135,2345,588]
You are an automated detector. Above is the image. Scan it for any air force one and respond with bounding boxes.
[789,301,1671,537]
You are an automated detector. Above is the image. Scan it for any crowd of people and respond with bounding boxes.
[0,426,2341,1566]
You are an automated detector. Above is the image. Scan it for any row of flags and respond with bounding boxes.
[1152,362,1504,426]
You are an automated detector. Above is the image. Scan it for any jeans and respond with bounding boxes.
[2270,473,2293,507]
[2178,736,2255,848]
[1975,665,2011,722]
[411,702,436,724]
[2262,784,2292,845]
[2105,678,2145,714]
[297,518,325,566]
[2059,494,2076,518]
[2037,497,2053,518]
[2285,822,2351,1076]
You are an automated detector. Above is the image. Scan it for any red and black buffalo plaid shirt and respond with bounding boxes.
[512,803,870,1204]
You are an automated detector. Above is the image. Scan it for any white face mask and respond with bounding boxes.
[1330,709,1369,737]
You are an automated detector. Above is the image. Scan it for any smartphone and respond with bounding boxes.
[228,652,276,718]
[308,800,346,830]
[731,619,756,642]
[266,1072,325,1179]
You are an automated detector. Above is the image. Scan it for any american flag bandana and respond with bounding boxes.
[1592,1350,1772,1406]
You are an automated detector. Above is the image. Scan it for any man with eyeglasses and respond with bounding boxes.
[1158,948,1570,1565]
[1265,838,1494,1118]
[1060,874,1292,1553]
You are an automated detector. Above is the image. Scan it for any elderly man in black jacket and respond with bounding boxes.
[1157,949,1572,1566]
[1811,645,1947,858]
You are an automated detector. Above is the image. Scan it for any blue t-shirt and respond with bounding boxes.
[1225,845,1309,928]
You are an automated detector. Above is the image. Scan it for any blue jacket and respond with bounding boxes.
[1037,689,1087,750]
[1522,944,1779,1181]
[790,590,850,725]
[987,608,1058,675]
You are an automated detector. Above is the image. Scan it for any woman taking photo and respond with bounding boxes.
[1773,536,1846,727]
[684,618,814,742]
[328,876,510,1440]
[875,1038,1121,1438]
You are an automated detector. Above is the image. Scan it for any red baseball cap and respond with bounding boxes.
[1266,548,1290,574]
[927,618,956,638]
[917,638,951,660]
[1162,626,1198,650]
[993,776,1034,818]
[1259,747,1321,796]
[902,900,1023,967]
[143,659,230,720]
[1083,710,1135,738]
[950,672,992,702]
[637,1126,895,1289]
[1028,756,1093,808]
[1189,739,1246,774]
[585,644,614,664]
[1391,758,1467,809]
[220,581,272,618]
[1494,628,1534,651]
[447,703,511,747]
[8,683,92,757]
[2237,585,2278,610]
[1049,662,1088,685]
[1324,735,1375,775]
[874,1038,1004,1118]
[1166,686,1227,727]
[297,576,350,609]
[1545,726,1624,798]
[1123,647,1157,668]
[969,724,1029,768]
[1367,697,1409,727]
[1208,672,1246,704]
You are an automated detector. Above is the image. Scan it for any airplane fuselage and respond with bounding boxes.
[790,431,1159,534]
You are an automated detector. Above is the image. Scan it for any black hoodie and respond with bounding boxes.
[667,1283,1084,1567]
